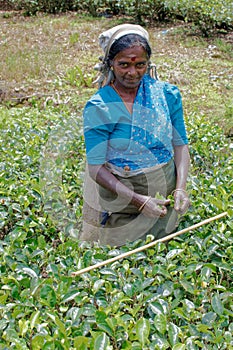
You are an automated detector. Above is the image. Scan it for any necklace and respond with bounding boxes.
[111,82,134,114]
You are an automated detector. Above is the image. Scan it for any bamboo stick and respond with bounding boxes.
[71,211,228,277]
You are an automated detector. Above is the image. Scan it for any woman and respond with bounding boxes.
[81,24,190,246]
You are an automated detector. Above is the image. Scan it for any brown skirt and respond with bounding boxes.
[80,159,178,246]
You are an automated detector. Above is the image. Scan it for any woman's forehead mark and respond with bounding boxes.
[131,57,136,61]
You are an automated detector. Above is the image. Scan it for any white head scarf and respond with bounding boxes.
[99,24,150,55]
[94,23,157,88]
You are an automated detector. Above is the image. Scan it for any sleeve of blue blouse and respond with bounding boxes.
[164,83,188,146]
[83,98,113,165]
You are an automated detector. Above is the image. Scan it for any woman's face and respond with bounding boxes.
[111,45,149,89]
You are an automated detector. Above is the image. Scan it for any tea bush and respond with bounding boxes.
[0,104,232,349]
[4,0,233,33]
[165,0,233,35]
[5,0,76,14]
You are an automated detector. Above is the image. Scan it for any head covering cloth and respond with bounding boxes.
[94,23,157,88]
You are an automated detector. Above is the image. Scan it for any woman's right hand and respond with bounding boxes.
[88,165,170,218]
[139,195,170,218]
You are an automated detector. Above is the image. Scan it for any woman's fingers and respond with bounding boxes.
[141,192,191,218]
[174,192,190,214]
[141,197,169,218]
[179,198,190,214]
[155,198,170,206]
[159,205,168,217]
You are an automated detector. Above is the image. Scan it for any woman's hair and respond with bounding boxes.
[107,34,152,66]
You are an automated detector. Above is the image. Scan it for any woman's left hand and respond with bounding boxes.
[173,189,190,215]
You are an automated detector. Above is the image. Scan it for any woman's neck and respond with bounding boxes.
[112,81,137,100]
[111,81,137,114]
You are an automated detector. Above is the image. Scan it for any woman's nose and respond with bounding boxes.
[127,66,136,75]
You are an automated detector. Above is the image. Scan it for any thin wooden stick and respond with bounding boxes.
[71,211,228,277]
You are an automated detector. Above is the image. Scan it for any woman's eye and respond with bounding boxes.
[117,62,147,68]
[137,62,147,67]
[119,63,128,67]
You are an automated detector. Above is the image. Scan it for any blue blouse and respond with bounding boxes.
[83,75,188,170]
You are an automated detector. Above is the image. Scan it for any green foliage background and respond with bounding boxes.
[4,0,233,34]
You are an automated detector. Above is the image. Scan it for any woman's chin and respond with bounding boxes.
[123,80,141,89]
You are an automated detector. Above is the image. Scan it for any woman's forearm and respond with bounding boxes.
[88,164,145,209]
[87,164,170,217]
[174,144,190,190]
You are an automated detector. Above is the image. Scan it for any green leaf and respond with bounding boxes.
[93,333,109,350]
[100,267,117,276]
[30,310,41,330]
[135,318,150,346]
[180,280,196,294]
[196,324,211,333]
[99,268,118,280]
[202,311,217,325]
[154,314,167,334]
[183,299,195,312]
[168,322,180,346]
[31,335,45,350]
[123,283,135,297]
[37,235,47,249]
[172,344,186,350]
[173,308,189,321]
[82,304,96,316]
[0,318,8,331]
[40,284,57,307]
[201,266,213,280]
[157,281,174,296]
[21,267,38,279]
[83,250,93,267]
[62,289,80,303]
[73,336,89,350]
[149,302,164,315]
[166,249,184,260]
[2,327,28,349]
[156,266,171,279]
[224,331,232,343]
[150,335,170,349]
[93,279,105,293]
[95,311,114,337]
[211,294,224,315]
[18,319,30,337]
[47,311,67,336]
